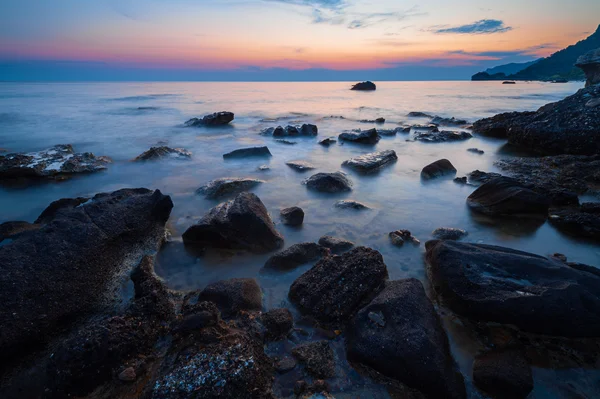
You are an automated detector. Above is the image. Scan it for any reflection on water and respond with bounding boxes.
[1,81,598,398]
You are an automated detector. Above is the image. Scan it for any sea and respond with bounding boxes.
[1,81,598,398]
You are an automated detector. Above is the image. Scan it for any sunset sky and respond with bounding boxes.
[1,0,599,80]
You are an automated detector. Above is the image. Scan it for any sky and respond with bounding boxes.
[0,0,599,81]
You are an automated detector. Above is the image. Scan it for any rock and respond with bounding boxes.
[265,124,318,137]
[318,236,354,253]
[280,206,304,226]
[467,176,550,216]
[408,111,433,118]
[389,230,420,247]
[586,97,600,107]
[414,130,472,143]
[118,367,137,382]
[432,227,468,240]
[289,247,388,324]
[467,148,484,154]
[548,203,600,241]
[196,177,264,199]
[503,81,517,84]
[291,340,335,378]
[0,221,41,242]
[467,170,502,185]
[182,192,284,253]
[178,307,220,333]
[184,111,234,126]
[198,278,262,317]
[351,81,376,91]
[275,139,297,145]
[472,111,533,138]
[294,380,330,397]
[262,308,294,340]
[412,124,439,131]
[0,144,111,179]
[347,279,466,399]
[338,128,380,144]
[575,48,600,87]
[421,159,457,179]
[334,200,369,210]
[473,348,533,399]
[263,242,329,271]
[454,176,468,185]
[223,146,271,159]
[303,172,352,193]
[341,150,397,172]
[359,117,385,124]
[133,146,191,161]
[318,138,336,146]
[377,127,403,136]
[274,357,297,373]
[425,240,600,337]
[0,188,172,365]
[431,116,468,126]
[286,160,316,172]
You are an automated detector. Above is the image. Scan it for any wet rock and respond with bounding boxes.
[334,200,368,210]
[185,111,234,126]
[503,81,516,84]
[196,177,264,199]
[318,137,337,146]
[178,307,220,333]
[280,206,304,226]
[467,170,502,185]
[318,235,354,253]
[351,81,376,91]
[338,128,380,144]
[586,97,600,107]
[274,356,297,373]
[389,230,420,247]
[408,111,433,118]
[414,130,472,143]
[183,192,284,253]
[263,242,329,271]
[0,188,172,365]
[421,159,457,179]
[286,160,316,172]
[347,279,466,399]
[341,149,397,172]
[467,148,484,154]
[265,124,318,137]
[432,227,468,240]
[411,124,439,132]
[198,278,262,317]
[303,171,352,193]
[0,221,41,242]
[133,146,191,161]
[0,144,111,180]
[473,348,533,399]
[262,308,294,340]
[377,127,403,136]
[548,203,600,241]
[575,48,600,87]
[223,146,272,159]
[454,176,468,185]
[359,117,385,124]
[130,255,176,321]
[425,240,600,337]
[472,111,533,138]
[275,139,297,145]
[118,367,137,382]
[289,247,388,324]
[431,116,468,126]
[291,340,335,378]
[467,176,550,216]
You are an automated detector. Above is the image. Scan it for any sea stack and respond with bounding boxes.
[575,48,600,87]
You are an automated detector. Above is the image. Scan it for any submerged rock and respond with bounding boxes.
[467,148,484,154]
[223,146,272,159]
[414,130,472,143]
[342,149,397,172]
[347,279,466,399]
[359,117,385,124]
[432,227,468,240]
[182,192,284,253]
[318,137,337,146]
[280,206,304,226]
[263,242,329,271]
[377,127,403,136]
[291,340,336,378]
[467,170,503,185]
[198,278,262,317]
[338,128,380,144]
[473,348,533,399]
[425,240,600,337]
[185,111,234,127]
[133,146,191,161]
[351,81,376,91]
[431,116,469,126]
[289,247,388,324]
[548,203,600,241]
[318,235,354,253]
[0,144,111,179]
[575,48,600,87]
[421,159,457,179]
[196,177,264,199]
[286,160,316,172]
[334,200,369,210]
[303,171,352,193]
[275,139,297,145]
[407,111,433,118]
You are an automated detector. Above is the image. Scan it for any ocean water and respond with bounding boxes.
[1,81,599,398]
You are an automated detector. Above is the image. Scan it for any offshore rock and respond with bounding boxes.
[196,177,264,199]
[185,111,234,126]
[342,150,397,172]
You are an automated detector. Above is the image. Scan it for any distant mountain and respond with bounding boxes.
[484,60,541,76]
[472,24,600,81]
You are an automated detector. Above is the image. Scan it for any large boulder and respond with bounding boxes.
[341,150,397,172]
[351,81,376,91]
[288,247,388,324]
[425,240,600,337]
[0,188,173,364]
[473,348,533,399]
[575,48,600,87]
[549,202,600,241]
[471,112,533,138]
[338,128,380,144]
[185,111,234,127]
[198,278,262,317]
[303,171,352,193]
[196,177,264,199]
[421,159,457,179]
[0,144,111,180]
[223,146,272,159]
[263,242,329,271]
[347,279,466,399]
[133,146,191,161]
[183,192,283,253]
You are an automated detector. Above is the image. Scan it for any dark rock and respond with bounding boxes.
[275,139,297,145]
[178,309,220,333]
[223,146,272,159]
[503,81,517,84]
[467,176,550,216]
[34,197,90,224]
[291,340,335,378]
[342,149,397,172]
[318,235,354,253]
[338,128,380,144]
[425,240,600,337]
[0,144,111,179]
[421,159,457,179]
[414,130,472,143]
[467,170,502,184]
[454,176,468,185]
[263,242,329,271]
[289,247,388,324]
[431,116,468,126]
[286,160,316,171]
[334,200,369,210]
[133,146,191,161]
[377,127,403,136]
[359,117,385,124]
[347,279,466,399]
[411,124,439,131]
[472,111,533,138]
[0,188,172,365]
[318,137,337,146]
[183,192,284,253]
[389,230,420,247]
[303,171,352,193]
[185,111,234,126]
[467,148,484,154]
[408,111,433,118]
[196,177,264,199]
[118,367,137,382]
[351,81,376,91]
[280,206,304,226]
[198,278,262,317]
[294,380,330,396]
[575,48,600,87]
[274,356,297,373]
[262,308,294,340]
[130,255,176,321]
[548,203,600,241]
[0,221,41,242]
[473,348,533,399]
[266,124,318,137]
[432,227,468,240]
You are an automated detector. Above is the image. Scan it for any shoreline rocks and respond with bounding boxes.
[280,206,304,226]
[338,128,380,144]
[303,172,352,193]
[133,146,191,161]
[473,348,533,399]
[198,278,262,317]
[185,111,234,127]
[432,227,468,240]
[414,130,472,143]
[286,160,316,172]
[342,150,397,172]
[197,177,264,199]
[262,124,318,137]
[334,200,369,210]
[223,146,272,159]
[263,242,329,271]
[318,235,354,253]
[421,159,457,180]
[549,203,600,241]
